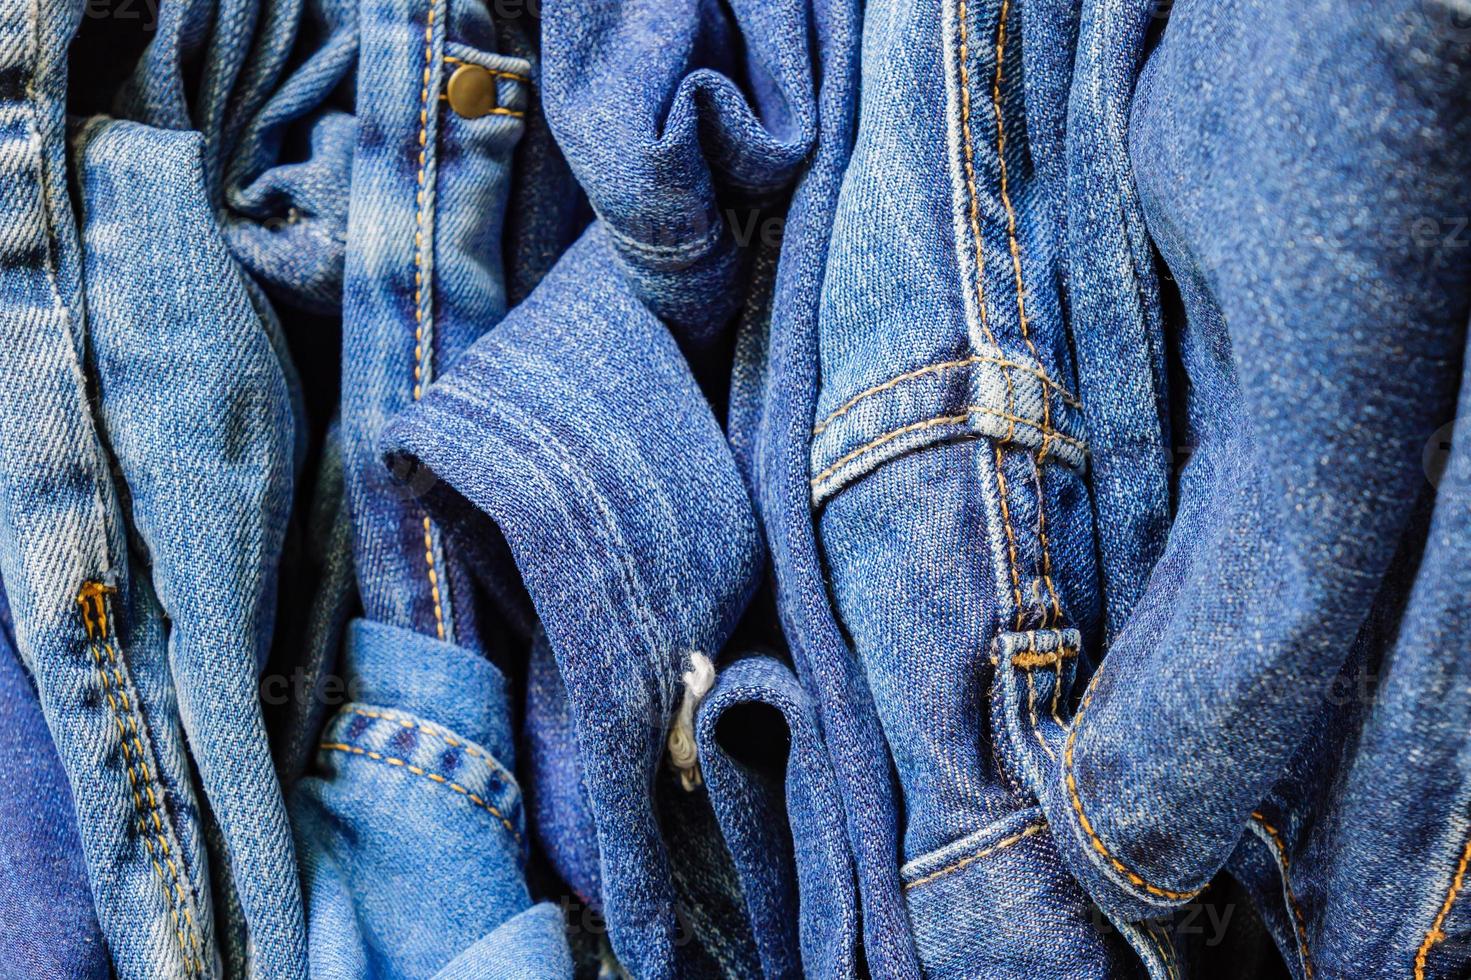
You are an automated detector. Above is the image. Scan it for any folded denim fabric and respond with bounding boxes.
[384,225,765,978]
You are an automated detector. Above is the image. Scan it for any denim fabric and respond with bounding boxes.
[383,225,765,978]
[693,655,860,979]
[1032,1,1471,978]
[0,0,233,975]
[540,0,816,360]
[290,621,564,978]
[72,117,307,979]
[808,0,1139,971]
[1064,0,1173,643]
[293,0,565,971]
[0,583,110,979]
[340,0,529,650]
[738,0,930,966]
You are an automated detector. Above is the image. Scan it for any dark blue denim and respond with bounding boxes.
[384,226,765,978]
[0,584,109,980]
[1027,1,1471,977]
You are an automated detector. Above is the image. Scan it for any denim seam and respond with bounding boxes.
[412,0,449,642]
[811,355,1080,436]
[1141,920,1179,980]
[809,407,1086,488]
[1415,827,1471,980]
[1063,670,1203,903]
[993,630,1078,800]
[902,821,1046,891]
[78,582,206,976]
[346,706,519,786]
[1249,812,1314,979]
[990,0,1065,630]
[951,0,1034,640]
[441,54,529,82]
[317,742,522,843]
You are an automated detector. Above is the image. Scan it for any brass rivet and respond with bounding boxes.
[446,63,497,118]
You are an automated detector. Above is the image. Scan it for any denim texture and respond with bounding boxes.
[73,115,306,979]
[0,583,110,979]
[1027,1,1471,977]
[808,0,1139,971]
[5,0,1471,973]
[295,0,568,970]
[384,225,765,978]
[0,0,245,974]
[694,655,860,979]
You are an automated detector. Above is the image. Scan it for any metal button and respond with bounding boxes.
[446,63,498,118]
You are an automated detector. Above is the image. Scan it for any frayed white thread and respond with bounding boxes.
[667,652,716,791]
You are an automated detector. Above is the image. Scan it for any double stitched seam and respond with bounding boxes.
[812,355,1079,436]
[991,0,1063,629]
[1251,812,1314,979]
[1143,920,1180,980]
[954,0,1028,633]
[440,55,528,81]
[413,1,447,640]
[809,408,1085,488]
[1416,828,1471,980]
[904,821,1046,890]
[1064,673,1201,902]
[1017,636,1076,761]
[319,742,521,843]
[78,583,204,976]
[348,706,494,761]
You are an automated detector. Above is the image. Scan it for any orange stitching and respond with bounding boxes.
[1251,813,1314,979]
[77,584,204,975]
[1024,669,1056,761]
[1143,920,1180,980]
[812,355,1080,436]
[421,516,446,640]
[904,821,1046,890]
[990,0,1044,431]
[994,443,1027,628]
[1416,828,1471,980]
[1063,674,1201,902]
[991,0,1064,630]
[319,742,521,842]
[347,707,491,763]
[956,0,993,348]
[1011,646,1078,669]
[809,407,1084,488]
[440,55,529,82]
[413,4,448,641]
[812,412,962,484]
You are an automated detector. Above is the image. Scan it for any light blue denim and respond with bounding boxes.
[0,0,314,973]
[291,0,569,972]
